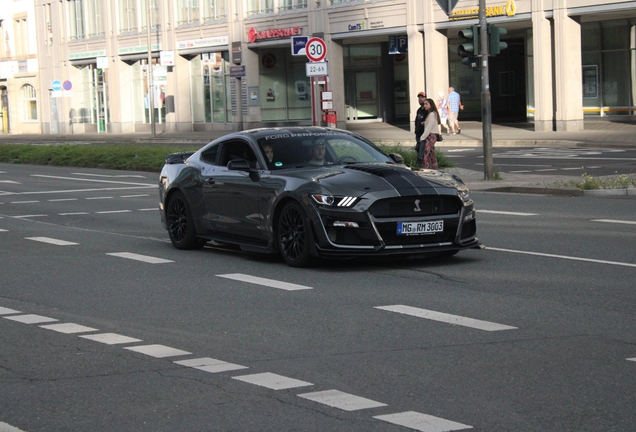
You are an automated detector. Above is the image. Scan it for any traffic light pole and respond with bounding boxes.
[479,0,493,180]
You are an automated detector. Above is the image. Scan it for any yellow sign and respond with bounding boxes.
[449,0,516,20]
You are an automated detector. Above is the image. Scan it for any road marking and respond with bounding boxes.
[217,273,313,291]
[561,167,585,171]
[59,212,90,215]
[10,200,39,204]
[106,252,173,264]
[233,372,313,390]
[96,210,132,214]
[535,168,559,172]
[25,237,78,246]
[3,185,157,197]
[71,173,147,179]
[477,210,538,216]
[592,219,636,226]
[86,196,113,200]
[627,358,636,362]
[508,170,533,173]
[3,314,59,324]
[375,305,517,331]
[48,198,78,202]
[374,411,473,431]
[121,194,150,198]
[0,307,21,315]
[0,421,27,432]
[13,214,47,218]
[487,247,636,268]
[174,357,248,373]
[40,323,99,334]
[0,180,19,184]
[0,228,7,232]
[79,333,142,345]
[137,208,156,211]
[32,174,155,187]
[297,389,387,411]
[124,344,192,358]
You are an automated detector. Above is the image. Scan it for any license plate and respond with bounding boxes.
[397,220,444,235]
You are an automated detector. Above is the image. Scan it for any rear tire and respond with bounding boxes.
[277,202,312,267]
[166,190,206,250]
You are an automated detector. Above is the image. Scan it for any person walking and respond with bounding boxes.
[437,91,451,135]
[414,91,428,144]
[447,86,461,134]
[417,98,441,169]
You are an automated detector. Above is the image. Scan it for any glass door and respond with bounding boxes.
[345,70,379,121]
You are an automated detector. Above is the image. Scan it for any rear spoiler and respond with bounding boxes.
[165,152,195,164]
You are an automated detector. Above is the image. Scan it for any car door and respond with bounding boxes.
[202,139,265,242]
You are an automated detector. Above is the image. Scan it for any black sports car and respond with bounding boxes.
[159,127,480,267]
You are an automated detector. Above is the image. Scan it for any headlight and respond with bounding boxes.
[311,194,359,207]
[458,187,470,202]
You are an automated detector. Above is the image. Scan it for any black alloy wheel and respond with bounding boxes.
[277,201,312,267]
[166,191,206,249]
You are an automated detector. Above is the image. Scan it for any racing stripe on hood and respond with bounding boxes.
[345,165,434,193]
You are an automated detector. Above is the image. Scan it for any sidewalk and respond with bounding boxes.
[1,119,635,195]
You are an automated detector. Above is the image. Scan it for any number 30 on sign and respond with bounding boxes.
[305,62,328,77]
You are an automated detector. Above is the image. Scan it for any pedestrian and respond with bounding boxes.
[414,91,428,144]
[417,98,441,170]
[447,86,461,134]
[437,91,451,135]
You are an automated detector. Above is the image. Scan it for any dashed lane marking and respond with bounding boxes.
[71,173,147,179]
[3,314,58,324]
[10,200,39,204]
[217,273,313,291]
[233,372,313,390]
[58,212,90,215]
[121,194,150,198]
[13,214,47,218]
[79,333,142,345]
[96,210,132,214]
[477,210,538,216]
[137,208,156,211]
[375,305,517,331]
[0,228,7,232]
[124,344,192,358]
[48,198,78,202]
[297,389,387,411]
[106,252,173,264]
[40,323,99,334]
[373,411,473,431]
[592,219,636,226]
[86,196,114,200]
[174,357,248,374]
[487,247,636,268]
[627,358,636,362]
[25,237,79,246]
[0,421,27,432]
[0,180,20,184]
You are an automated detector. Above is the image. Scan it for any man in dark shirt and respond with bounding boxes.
[414,91,428,143]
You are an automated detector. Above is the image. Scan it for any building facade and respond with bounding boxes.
[0,0,40,134]
[27,0,636,136]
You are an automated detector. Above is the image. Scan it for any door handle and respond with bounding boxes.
[205,177,215,185]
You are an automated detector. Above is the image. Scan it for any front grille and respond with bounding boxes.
[368,196,461,218]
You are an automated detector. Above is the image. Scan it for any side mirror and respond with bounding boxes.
[389,153,404,164]
[227,159,251,171]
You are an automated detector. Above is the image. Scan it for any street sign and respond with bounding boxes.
[292,36,308,56]
[51,80,62,91]
[63,80,72,91]
[388,35,408,54]
[306,61,328,76]
[305,37,326,62]
[436,0,459,14]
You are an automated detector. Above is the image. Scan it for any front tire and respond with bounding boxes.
[277,202,312,267]
[166,190,206,250]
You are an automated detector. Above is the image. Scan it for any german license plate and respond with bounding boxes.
[397,220,444,235]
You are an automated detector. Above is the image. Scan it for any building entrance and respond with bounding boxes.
[489,38,527,122]
[345,69,380,121]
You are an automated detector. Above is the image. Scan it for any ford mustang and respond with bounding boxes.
[159,127,480,267]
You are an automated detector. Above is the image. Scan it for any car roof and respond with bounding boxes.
[232,127,355,141]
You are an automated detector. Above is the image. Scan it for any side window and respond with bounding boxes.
[201,144,219,164]
[219,140,258,167]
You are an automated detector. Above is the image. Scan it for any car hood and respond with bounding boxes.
[284,164,464,196]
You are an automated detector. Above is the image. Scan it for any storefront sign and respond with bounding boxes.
[69,49,106,60]
[292,36,309,56]
[230,65,246,77]
[232,42,242,64]
[449,0,516,20]
[160,51,175,66]
[118,44,161,55]
[177,36,229,50]
[247,26,302,43]
[96,56,109,69]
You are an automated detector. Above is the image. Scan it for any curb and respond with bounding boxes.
[473,186,584,196]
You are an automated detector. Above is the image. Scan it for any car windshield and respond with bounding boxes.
[257,131,392,170]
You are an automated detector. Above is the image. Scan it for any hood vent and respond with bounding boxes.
[346,164,430,190]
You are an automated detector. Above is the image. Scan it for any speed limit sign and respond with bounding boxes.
[305,37,327,62]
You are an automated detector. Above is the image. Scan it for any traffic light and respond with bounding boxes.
[458,25,480,69]
[488,24,508,56]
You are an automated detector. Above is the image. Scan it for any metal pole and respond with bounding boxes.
[479,0,493,180]
[147,0,156,138]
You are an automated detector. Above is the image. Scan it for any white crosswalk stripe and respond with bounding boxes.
[374,411,473,432]
[297,389,387,411]
[233,372,313,390]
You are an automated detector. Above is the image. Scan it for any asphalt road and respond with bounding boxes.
[443,146,636,177]
[1,163,635,432]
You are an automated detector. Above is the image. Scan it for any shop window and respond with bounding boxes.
[190,52,230,124]
[21,84,37,121]
[130,60,166,125]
